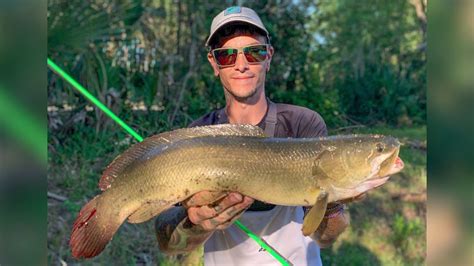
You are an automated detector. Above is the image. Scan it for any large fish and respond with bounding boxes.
[70,124,404,259]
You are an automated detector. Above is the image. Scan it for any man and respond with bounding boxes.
[155,6,360,265]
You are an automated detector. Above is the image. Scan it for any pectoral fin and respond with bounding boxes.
[302,191,328,236]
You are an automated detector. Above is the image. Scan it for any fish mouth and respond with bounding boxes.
[384,156,404,176]
[353,155,405,195]
[367,156,404,180]
[367,145,404,181]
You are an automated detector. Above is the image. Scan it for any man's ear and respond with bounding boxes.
[266,45,274,72]
[207,52,220,76]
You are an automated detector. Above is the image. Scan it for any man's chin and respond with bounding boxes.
[226,87,258,102]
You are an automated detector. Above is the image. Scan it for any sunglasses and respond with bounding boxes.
[211,44,269,67]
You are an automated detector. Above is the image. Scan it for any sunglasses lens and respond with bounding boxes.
[212,45,268,66]
[244,45,268,63]
[213,49,238,66]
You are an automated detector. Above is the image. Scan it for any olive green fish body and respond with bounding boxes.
[70,124,403,259]
[112,137,324,208]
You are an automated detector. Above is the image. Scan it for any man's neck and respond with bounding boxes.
[225,91,267,125]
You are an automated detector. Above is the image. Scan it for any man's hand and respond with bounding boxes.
[155,191,253,254]
[183,191,254,231]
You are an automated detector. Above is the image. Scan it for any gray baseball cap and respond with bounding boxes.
[205,6,269,47]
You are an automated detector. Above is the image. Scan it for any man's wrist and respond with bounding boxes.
[314,206,350,248]
[324,203,345,219]
[163,216,213,254]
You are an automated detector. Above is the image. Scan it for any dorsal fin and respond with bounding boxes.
[99,124,265,191]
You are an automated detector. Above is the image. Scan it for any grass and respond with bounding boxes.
[48,123,426,265]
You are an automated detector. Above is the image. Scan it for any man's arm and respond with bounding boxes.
[308,194,366,248]
[308,203,349,248]
[155,206,212,254]
[155,191,254,254]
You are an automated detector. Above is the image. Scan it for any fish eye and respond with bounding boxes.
[376,143,384,153]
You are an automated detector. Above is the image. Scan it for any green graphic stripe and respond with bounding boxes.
[235,220,292,266]
[0,86,46,163]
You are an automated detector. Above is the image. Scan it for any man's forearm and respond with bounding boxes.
[308,203,350,248]
[155,206,213,254]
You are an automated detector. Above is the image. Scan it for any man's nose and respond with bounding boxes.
[234,52,249,72]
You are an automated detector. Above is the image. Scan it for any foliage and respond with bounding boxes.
[47,0,426,135]
[392,214,424,260]
[310,0,426,126]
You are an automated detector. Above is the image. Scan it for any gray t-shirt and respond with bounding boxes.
[189,102,327,265]
[189,102,327,138]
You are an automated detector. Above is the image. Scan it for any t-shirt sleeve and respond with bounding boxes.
[296,110,328,138]
[188,119,203,128]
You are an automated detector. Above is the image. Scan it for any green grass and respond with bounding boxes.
[48,124,426,265]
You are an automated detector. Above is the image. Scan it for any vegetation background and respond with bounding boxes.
[47,0,427,265]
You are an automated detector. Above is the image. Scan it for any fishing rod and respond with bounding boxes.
[47,58,292,266]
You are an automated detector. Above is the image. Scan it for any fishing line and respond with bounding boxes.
[47,58,291,266]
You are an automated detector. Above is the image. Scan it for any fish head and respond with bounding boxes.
[318,135,404,202]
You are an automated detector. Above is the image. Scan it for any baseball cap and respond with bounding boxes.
[205,6,270,47]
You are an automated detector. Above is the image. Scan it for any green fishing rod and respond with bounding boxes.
[47,58,292,266]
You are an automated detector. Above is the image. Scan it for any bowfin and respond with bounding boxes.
[70,196,125,258]
[302,191,328,236]
[127,200,174,224]
[99,124,265,191]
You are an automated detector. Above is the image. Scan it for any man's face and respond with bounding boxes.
[208,34,273,101]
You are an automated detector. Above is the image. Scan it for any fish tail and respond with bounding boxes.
[69,195,122,259]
